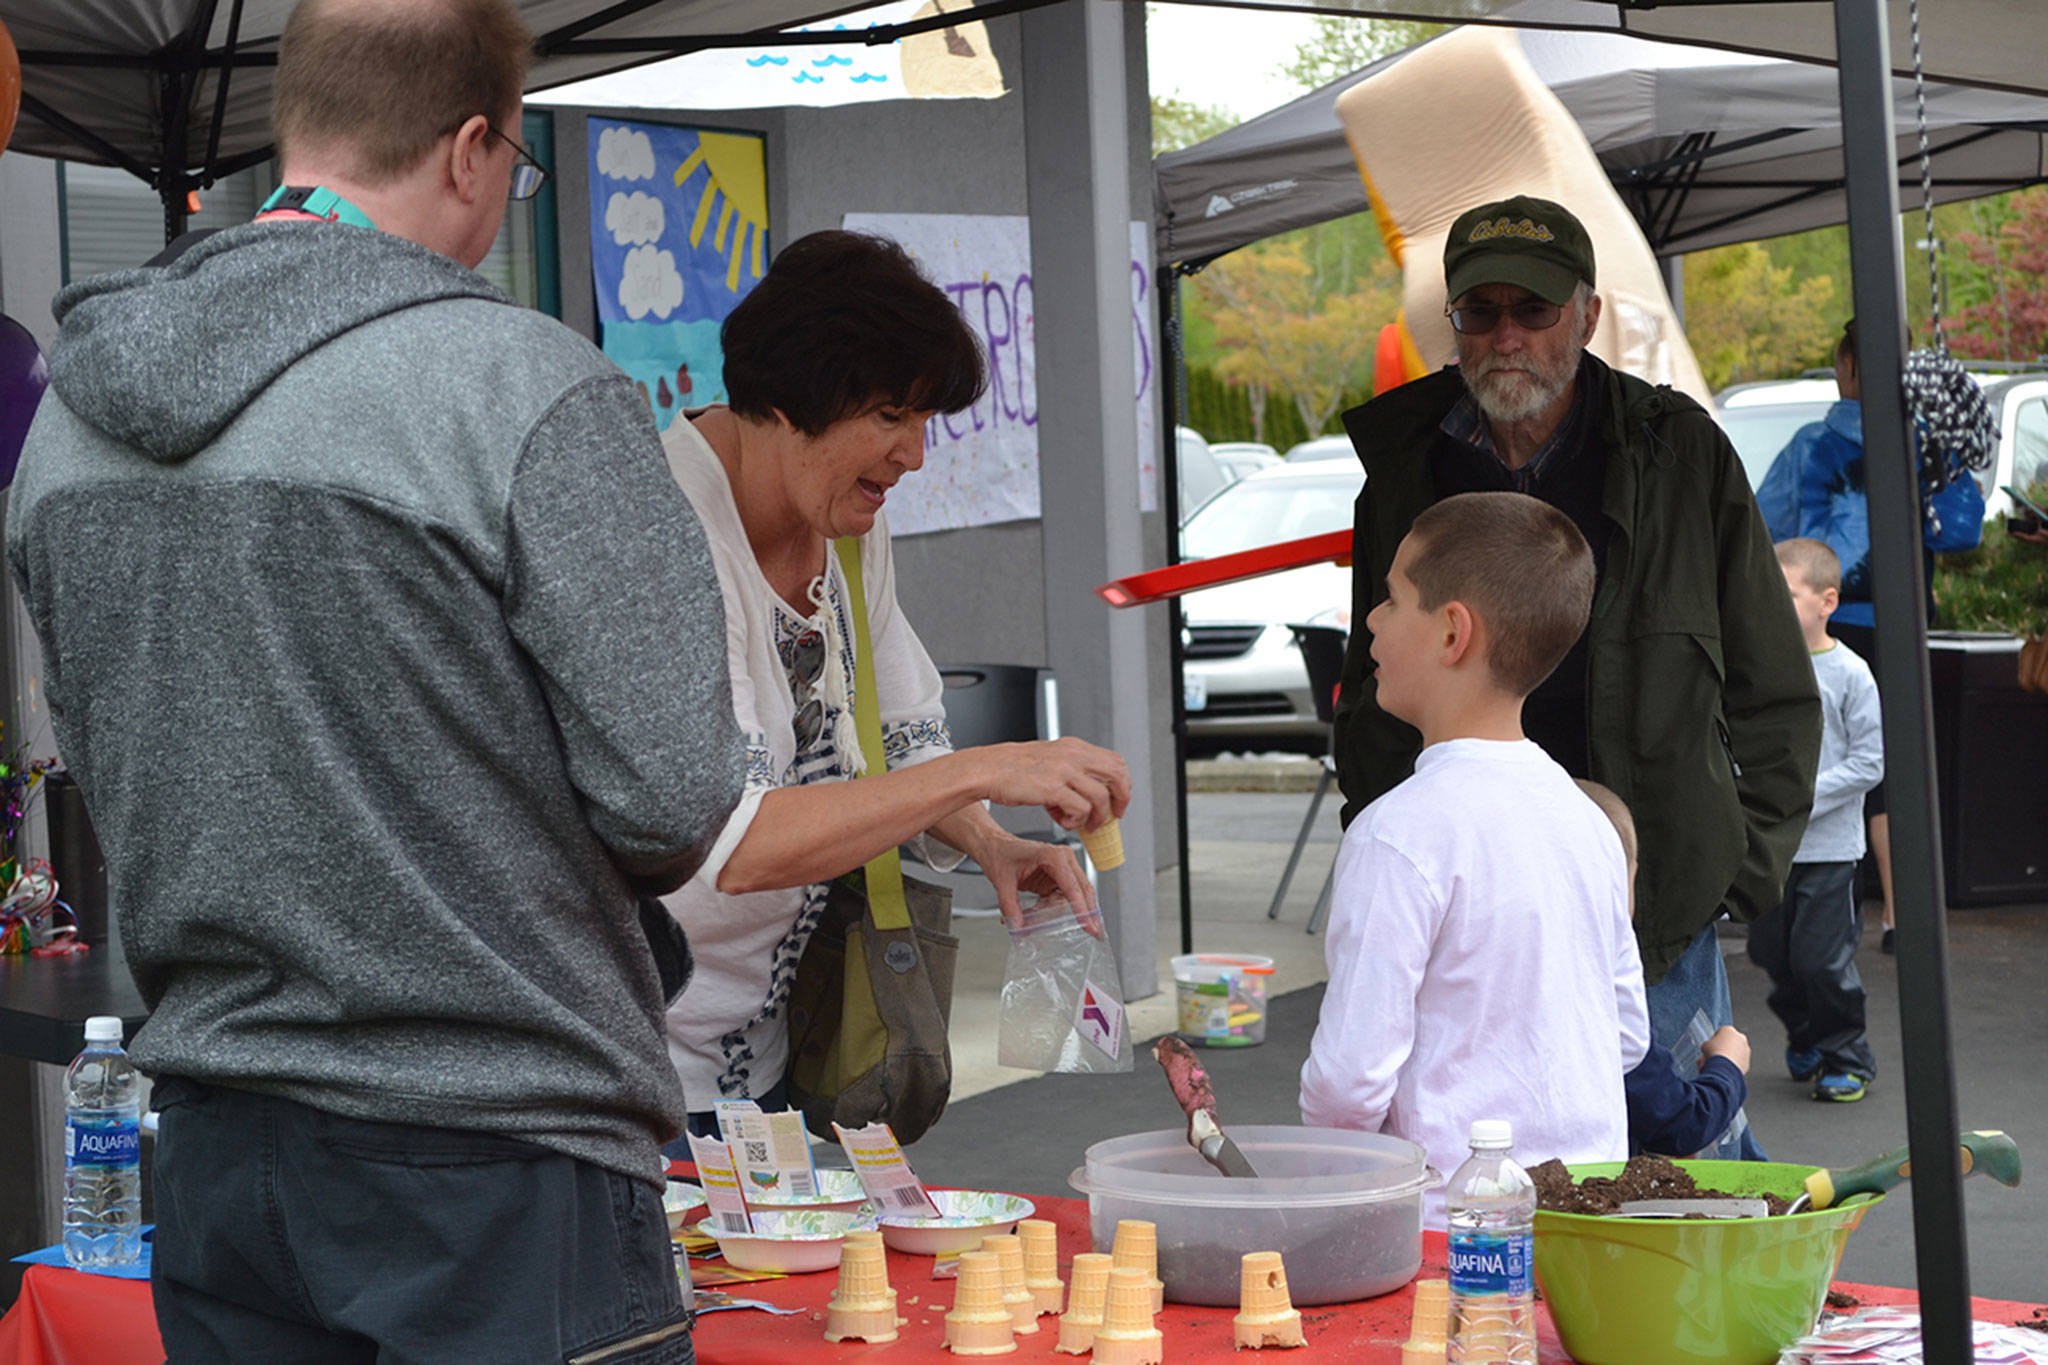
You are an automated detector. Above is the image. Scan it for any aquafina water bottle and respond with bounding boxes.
[1446,1118,1537,1364]
[63,1015,142,1268]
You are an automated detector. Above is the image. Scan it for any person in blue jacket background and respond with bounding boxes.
[1754,319,1985,956]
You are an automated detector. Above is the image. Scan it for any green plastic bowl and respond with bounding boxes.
[1533,1160,1879,1365]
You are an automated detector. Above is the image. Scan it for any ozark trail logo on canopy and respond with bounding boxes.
[1205,194,1235,218]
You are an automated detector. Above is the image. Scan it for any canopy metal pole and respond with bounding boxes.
[1831,4,1972,1360]
[1160,267,1194,957]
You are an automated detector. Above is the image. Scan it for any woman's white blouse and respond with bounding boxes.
[657,417,962,1107]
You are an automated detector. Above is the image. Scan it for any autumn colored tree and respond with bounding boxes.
[1946,186,2048,361]
[1682,241,1841,390]
[1193,238,1401,442]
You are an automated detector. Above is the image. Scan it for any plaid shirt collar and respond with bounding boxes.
[1440,355,1593,492]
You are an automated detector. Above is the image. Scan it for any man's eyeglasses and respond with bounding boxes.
[486,125,550,202]
[790,630,828,751]
[1445,300,1565,335]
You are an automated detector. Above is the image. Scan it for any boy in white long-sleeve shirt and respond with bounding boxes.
[1749,539,1884,1102]
[1300,492,1650,1225]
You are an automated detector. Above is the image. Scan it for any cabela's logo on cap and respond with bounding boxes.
[1467,216,1557,245]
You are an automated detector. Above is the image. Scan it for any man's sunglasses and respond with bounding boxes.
[1445,299,1565,335]
[486,125,550,201]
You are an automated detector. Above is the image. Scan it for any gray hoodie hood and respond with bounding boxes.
[49,220,507,463]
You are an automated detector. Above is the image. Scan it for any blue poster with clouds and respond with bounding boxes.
[588,118,769,430]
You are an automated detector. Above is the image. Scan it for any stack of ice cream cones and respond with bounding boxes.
[945,1250,1018,1356]
[822,1230,897,1344]
[1017,1218,1064,1315]
[1055,1253,1113,1355]
[1232,1251,1306,1349]
[980,1234,1039,1334]
[1089,1265,1164,1365]
[1109,1218,1164,1314]
[1402,1278,1449,1364]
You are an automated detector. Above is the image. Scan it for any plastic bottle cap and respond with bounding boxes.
[1469,1118,1512,1147]
[84,1016,124,1044]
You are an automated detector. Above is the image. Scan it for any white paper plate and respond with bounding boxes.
[663,1180,708,1231]
[877,1191,1036,1256]
[713,1208,873,1274]
[743,1167,870,1214]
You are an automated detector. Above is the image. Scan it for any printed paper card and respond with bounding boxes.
[686,1131,756,1235]
[832,1121,942,1219]
[1077,978,1125,1061]
[721,1106,819,1202]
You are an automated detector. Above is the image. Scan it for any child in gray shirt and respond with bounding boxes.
[1748,539,1885,1101]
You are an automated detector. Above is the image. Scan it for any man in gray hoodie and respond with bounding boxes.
[6,0,741,1358]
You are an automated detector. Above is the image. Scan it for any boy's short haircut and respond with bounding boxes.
[1775,537,1842,594]
[1406,492,1595,696]
[1574,778,1638,868]
[274,0,533,184]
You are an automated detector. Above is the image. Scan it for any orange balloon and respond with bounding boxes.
[0,18,19,159]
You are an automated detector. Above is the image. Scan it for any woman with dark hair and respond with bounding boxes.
[657,231,1129,1130]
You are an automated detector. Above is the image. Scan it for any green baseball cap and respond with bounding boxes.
[1442,195,1596,307]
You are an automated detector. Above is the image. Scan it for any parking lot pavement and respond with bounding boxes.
[921,787,2048,1303]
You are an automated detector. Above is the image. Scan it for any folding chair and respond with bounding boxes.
[1267,624,1348,934]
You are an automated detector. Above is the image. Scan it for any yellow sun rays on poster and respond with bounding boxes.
[674,131,768,293]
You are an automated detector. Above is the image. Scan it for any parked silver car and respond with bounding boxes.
[1180,461,1364,750]
[1210,441,1283,481]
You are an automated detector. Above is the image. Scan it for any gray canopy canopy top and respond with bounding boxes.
[1155,23,2048,268]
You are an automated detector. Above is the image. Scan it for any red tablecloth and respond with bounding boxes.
[6,1194,2044,1365]
[0,1264,159,1365]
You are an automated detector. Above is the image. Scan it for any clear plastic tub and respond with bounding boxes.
[1068,1125,1431,1306]
[1171,953,1273,1047]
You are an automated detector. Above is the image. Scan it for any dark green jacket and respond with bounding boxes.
[1333,357,1822,983]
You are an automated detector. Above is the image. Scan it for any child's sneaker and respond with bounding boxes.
[1786,1047,1823,1082]
[1813,1073,1868,1103]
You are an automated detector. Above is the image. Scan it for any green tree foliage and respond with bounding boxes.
[1275,15,1446,89]
[1682,241,1841,390]
[1192,237,1401,443]
[1150,94,1234,157]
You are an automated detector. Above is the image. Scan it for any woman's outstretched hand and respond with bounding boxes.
[973,737,1131,835]
[974,832,1105,938]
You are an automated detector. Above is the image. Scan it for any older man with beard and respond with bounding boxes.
[1329,196,1819,1156]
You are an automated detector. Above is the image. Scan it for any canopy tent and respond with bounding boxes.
[1195,0,2046,100]
[0,0,1044,237]
[1156,24,2048,267]
[1147,8,2048,1359]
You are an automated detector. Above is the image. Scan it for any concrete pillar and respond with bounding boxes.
[0,151,67,1303]
[1021,0,1158,999]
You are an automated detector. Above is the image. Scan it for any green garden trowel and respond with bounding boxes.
[1786,1129,2021,1214]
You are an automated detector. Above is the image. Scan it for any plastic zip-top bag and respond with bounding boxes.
[997,895,1132,1073]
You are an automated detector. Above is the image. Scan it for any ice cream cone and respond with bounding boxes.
[1232,1251,1305,1349]
[945,1251,1018,1356]
[1055,1252,1113,1355]
[823,1232,898,1343]
[1079,817,1125,871]
[1401,1278,1449,1364]
[979,1234,1039,1334]
[1110,1218,1164,1314]
[1017,1218,1064,1315]
[1089,1265,1164,1365]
